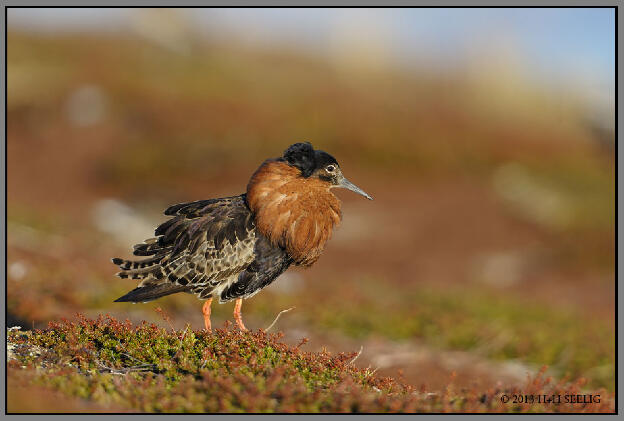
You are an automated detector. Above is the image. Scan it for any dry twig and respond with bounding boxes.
[349,345,364,365]
[264,307,295,332]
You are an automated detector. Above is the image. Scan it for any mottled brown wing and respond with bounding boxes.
[113,194,257,302]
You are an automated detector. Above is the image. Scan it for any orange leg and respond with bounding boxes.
[202,299,213,332]
[233,298,247,331]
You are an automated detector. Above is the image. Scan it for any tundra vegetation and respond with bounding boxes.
[7,28,614,413]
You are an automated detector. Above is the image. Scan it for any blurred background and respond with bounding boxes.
[7,8,614,393]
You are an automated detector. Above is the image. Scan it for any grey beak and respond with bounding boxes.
[337,176,373,200]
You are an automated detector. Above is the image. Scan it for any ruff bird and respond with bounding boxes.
[113,142,372,331]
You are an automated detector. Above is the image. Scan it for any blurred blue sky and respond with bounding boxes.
[214,8,614,77]
[8,7,615,98]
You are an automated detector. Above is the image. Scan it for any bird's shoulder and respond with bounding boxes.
[133,194,255,259]
[162,194,250,219]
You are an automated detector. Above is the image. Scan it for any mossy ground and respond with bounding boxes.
[6,316,614,413]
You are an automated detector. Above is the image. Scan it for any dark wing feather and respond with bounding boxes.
[113,194,257,302]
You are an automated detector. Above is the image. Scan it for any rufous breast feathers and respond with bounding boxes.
[246,160,342,266]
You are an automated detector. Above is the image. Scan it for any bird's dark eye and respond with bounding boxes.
[326,165,335,173]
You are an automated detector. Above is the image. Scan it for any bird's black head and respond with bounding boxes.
[281,142,336,178]
[280,142,372,200]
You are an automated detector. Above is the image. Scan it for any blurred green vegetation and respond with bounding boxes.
[8,31,613,234]
[255,278,614,390]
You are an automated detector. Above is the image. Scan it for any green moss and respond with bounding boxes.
[7,316,614,413]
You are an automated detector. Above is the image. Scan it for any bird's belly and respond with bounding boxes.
[211,273,243,302]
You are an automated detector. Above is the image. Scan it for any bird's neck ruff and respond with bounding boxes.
[246,160,342,267]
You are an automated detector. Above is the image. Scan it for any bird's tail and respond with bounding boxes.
[111,254,165,280]
[112,234,199,302]
[112,251,194,303]
[114,283,191,303]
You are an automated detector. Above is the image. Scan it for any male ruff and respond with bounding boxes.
[113,142,372,331]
